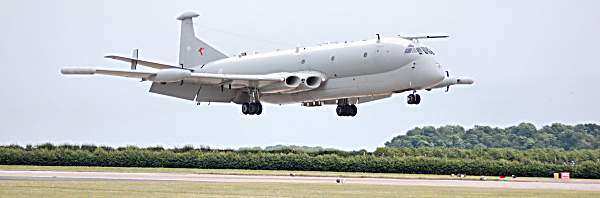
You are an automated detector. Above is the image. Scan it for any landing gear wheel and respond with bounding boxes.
[242,88,262,116]
[336,105,343,116]
[336,104,358,117]
[248,103,257,115]
[242,103,250,115]
[407,94,415,104]
[414,94,421,104]
[256,103,263,115]
[242,102,262,115]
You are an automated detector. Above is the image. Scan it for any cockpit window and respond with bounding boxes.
[427,48,435,55]
[405,46,436,55]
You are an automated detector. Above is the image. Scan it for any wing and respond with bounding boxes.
[60,67,155,79]
[61,67,285,88]
[104,55,180,70]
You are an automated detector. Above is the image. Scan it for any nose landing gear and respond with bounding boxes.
[407,92,421,105]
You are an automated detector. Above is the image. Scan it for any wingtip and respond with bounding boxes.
[61,67,96,75]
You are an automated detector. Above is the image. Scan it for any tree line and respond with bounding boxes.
[385,123,600,150]
[1,143,599,178]
[1,123,599,178]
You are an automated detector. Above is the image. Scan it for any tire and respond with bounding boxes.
[415,94,421,104]
[248,103,257,115]
[336,105,343,116]
[242,103,249,114]
[343,105,351,116]
[350,105,357,117]
[407,94,415,104]
[256,103,263,115]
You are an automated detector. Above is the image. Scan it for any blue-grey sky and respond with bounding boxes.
[1,0,598,150]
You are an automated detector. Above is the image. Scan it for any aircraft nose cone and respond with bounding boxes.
[432,63,445,82]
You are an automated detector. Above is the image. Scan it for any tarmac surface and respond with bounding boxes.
[1,170,599,191]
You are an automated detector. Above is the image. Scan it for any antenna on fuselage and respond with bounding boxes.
[376,34,381,43]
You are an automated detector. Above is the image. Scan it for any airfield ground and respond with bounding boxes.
[2,165,597,183]
[2,180,599,198]
[1,165,599,197]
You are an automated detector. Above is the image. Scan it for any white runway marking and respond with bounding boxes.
[1,170,599,191]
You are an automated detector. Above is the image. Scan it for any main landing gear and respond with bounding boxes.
[242,88,262,115]
[242,102,262,115]
[336,104,357,117]
[336,99,357,117]
[407,92,421,105]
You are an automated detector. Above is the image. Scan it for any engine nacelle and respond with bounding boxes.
[150,69,192,82]
[304,76,322,89]
[261,75,301,93]
[284,72,324,93]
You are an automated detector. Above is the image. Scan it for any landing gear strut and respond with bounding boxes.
[242,88,263,115]
[336,99,357,117]
[407,92,421,105]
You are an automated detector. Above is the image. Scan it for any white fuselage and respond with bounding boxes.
[193,37,446,104]
[60,12,471,116]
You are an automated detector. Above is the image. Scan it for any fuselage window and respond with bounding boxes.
[404,48,412,53]
[330,56,335,61]
[363,52,368,58]
[416,48,423,55]
[300,59,306,64]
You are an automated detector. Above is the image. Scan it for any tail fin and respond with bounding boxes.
[177,12,227,68]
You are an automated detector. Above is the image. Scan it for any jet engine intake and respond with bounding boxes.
[260,75,301,93]
[283,74,324,93]
[305,76,322,89]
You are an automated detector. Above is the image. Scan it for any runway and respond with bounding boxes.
[1,170,599,191]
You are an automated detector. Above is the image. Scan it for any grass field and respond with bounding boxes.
[1,180,599,198]
[0,165,572,183]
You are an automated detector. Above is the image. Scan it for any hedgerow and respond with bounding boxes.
[1,145,598,178]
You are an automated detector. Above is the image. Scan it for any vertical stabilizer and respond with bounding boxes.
[177,12,227,67]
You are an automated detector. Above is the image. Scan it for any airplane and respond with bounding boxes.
[61,12,474,117]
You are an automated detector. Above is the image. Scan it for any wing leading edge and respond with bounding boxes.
[60,67,285,87]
